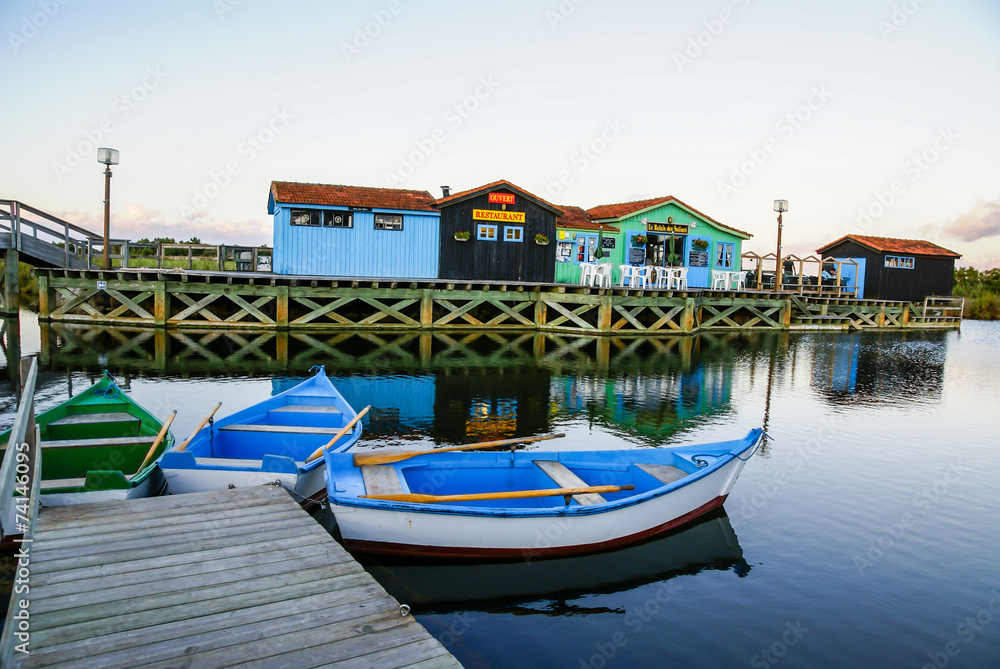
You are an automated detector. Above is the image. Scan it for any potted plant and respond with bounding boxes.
[633,234,647,246]
[534,233,549,245]
[692,238,709,250]
[454,230,470,241]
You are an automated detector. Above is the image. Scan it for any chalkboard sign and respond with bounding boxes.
[629,248,645,264]
[689,250,708,267]
[601,237,616,249]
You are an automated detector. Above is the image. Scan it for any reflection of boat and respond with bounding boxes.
[360,510,749,613]
[159,367,362,504]
[0,372,173,505]
[324,429,762,558]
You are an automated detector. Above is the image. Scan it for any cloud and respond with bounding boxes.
[55,205,272,246]
[942,197,1000,243]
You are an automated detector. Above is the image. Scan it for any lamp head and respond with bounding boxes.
[773,199,788,213]
[97,148,119,166]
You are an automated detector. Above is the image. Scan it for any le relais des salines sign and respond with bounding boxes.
[473,192,523,222]
[647,221,689,234]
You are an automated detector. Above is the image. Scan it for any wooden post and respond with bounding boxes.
[420,289,433,328]
[533,292,547,328]
[682,296,696,333]
[276,285,289,328]
[154,280,169,326]
[901,303,910,327]
[37,272,52,320]
[598,294,613,333]
[2,316,18,383]
[877,305,886,327]
[2,249,18,316]
[782,298,793,328]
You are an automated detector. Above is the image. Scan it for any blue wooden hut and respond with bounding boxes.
[269,181,440,277]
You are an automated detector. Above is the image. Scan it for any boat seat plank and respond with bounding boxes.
[270,404,342,415]
[361,465,405,497]
[40,478,88,489]
[48,412,138,427]
[219,424,343,435]
[534,461,606,505]
[637,463,689,486]
[41,436,157,449]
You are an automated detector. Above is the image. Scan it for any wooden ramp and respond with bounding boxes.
[12,485,463,669]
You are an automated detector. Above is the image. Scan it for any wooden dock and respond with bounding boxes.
[9,485,463,669]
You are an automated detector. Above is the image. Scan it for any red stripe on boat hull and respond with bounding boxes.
[340,494,729,559]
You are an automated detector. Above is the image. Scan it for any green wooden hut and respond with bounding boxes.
[587,196,752,289]
[553,206,621,284]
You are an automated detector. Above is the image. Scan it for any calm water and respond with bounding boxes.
[2,314,999,669]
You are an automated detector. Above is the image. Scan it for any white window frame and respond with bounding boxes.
[477,224,498,241]
[884,255,914,269]
[323,210,353,228]
[290,209,320,226]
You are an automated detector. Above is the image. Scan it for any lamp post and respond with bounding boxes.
[773,199,788,287]
[97,148,119,269]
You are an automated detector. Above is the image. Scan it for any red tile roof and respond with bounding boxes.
[434,179,564,215]
[587,197,672,220]
[817,235,961,258]
[555,205,619,232]
[270,181,437,212]
[587,195,751,238]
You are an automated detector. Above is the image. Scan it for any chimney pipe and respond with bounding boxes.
[441,185,451,198]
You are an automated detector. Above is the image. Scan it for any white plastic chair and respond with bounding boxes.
[618,264,635,287]
[711,270,727,290]
[652,267,670,289]
[731,270,748,291]
[672,267,689,290]
[594,262,613,288]
[633,266,652,289]
[579,263,596,286]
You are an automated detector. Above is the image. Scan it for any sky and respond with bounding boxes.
[2,0,999,267]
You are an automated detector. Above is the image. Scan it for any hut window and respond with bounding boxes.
[477,224,498,241]
[323,211,353,228]
[715,242,734,269]
[290,209,320,226]
[374,214,403,231]
[884,255,914,269]
[503,226,523,242]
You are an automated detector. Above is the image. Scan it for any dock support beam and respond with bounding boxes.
[2,249,18,316]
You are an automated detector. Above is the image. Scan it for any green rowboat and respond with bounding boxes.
[0,372,174,505]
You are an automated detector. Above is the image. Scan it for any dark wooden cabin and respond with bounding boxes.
[436,180,560,282]
[816,235,960,302]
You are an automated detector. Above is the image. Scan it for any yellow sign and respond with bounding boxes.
[647,222,689,234]
[473,209,525,223]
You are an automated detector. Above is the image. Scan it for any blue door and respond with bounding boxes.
[837,257,866,298]
[686,236,712,288]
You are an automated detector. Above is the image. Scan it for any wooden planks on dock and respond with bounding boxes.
[12,485,464,669]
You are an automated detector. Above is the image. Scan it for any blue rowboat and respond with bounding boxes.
[160,366,362,505]
[324,429,763,559]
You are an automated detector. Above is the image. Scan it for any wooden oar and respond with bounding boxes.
[131,410,176,480]
[362,484,634,504]
[304,405,370,463]
[174,402,222,452]
[352,432,566,467]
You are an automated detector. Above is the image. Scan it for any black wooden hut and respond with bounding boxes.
[436,180,560,282]
[816,235,960,302]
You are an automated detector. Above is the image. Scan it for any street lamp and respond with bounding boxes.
[773,199,788,286]
[97,148,119,269]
